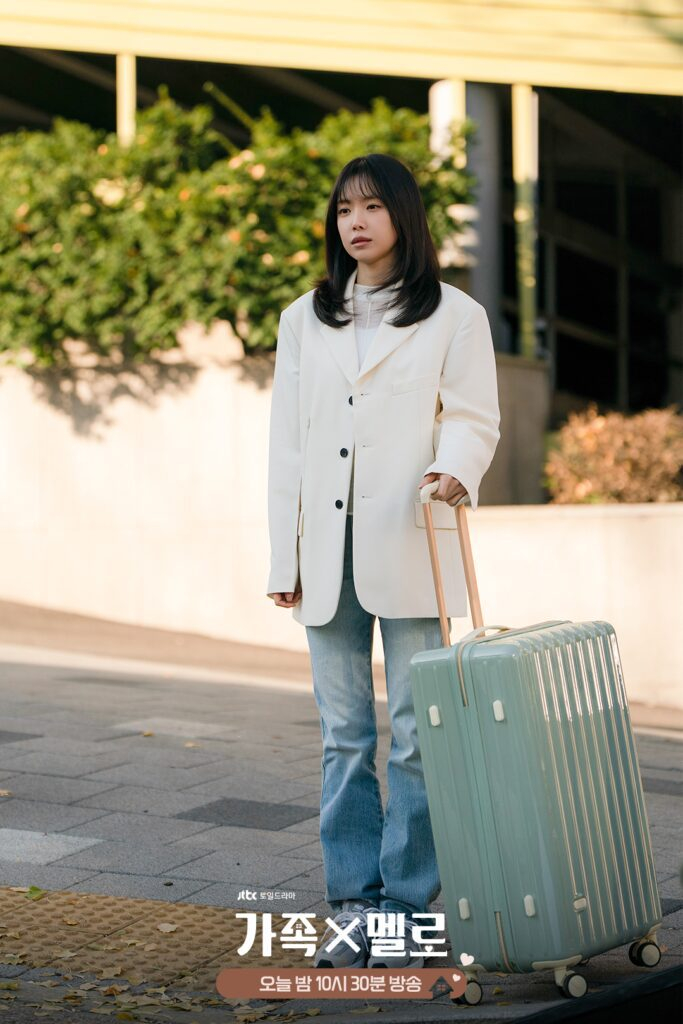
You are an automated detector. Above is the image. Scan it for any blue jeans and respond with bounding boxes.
[305,514,446,919]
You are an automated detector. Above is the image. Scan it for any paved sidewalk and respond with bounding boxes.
[0,609,681,1022]
[2,598,683,732]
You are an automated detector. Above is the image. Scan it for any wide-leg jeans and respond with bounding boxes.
[305,514,447,919]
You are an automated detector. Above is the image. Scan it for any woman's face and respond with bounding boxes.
[336,179,398,272]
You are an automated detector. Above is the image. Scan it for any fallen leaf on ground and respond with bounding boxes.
[25,886,48,900]
[157,923,178,933]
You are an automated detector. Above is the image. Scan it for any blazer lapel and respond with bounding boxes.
[318,266,420,386]
[318,267,360,386]
[359,306,420,382]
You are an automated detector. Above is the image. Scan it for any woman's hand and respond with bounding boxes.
[268,589,302,608]
[417,472,468,506]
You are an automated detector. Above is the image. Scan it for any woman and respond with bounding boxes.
[267,153,500,968]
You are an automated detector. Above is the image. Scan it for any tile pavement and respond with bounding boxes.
[0,654,681,917]
[0,648,681,1023]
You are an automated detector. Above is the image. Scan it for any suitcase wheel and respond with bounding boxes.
[453,980,483,1006]
[628,940,662,968]
[559,971,588,999]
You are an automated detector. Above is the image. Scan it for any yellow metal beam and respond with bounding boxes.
[0,1,681,96]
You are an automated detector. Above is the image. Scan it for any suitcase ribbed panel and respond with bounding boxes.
[523,624,660,951]
[411,620,661,974]
[413,647,506,968]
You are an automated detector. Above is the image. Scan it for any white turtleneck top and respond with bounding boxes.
[347,281,399,515]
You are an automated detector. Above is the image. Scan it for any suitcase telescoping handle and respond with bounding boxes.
[419,481,510,648]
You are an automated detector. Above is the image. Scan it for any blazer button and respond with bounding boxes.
[335,499,343,509]
[348,395,353,405]
[340,448,348,457]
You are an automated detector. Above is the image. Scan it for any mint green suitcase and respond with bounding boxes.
[410,487,662,1006]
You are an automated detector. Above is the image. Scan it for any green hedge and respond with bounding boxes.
[0,88,476,367]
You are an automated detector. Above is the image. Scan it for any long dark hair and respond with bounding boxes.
[312,154,442,328]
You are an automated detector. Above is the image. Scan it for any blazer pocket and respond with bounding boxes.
[414,499,458,530]
[392,374,439,395]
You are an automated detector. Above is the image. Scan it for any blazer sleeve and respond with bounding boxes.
[266,311,302,595]
[422,302,501,511]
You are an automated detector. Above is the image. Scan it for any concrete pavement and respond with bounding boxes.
[0,602,681,1022]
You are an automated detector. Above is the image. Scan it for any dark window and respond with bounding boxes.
[556,248,618,334]
[626,184,663,255]
[537,234,546,312]
[628,275,667,356]
[555,177,617,235]
[502,221,517,302]
[556,333,617,404]
[628,352,669,411]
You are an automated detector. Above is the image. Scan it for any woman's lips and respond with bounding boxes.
[352,238,371,246]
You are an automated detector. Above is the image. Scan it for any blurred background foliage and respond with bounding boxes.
[0,86,476,366]
[543,404,683,503]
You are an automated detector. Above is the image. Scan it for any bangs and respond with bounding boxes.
[335,169,383,205]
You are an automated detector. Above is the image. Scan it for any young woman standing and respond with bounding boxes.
[267,153,500,968]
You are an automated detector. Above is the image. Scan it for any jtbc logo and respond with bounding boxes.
[237,889,258,900]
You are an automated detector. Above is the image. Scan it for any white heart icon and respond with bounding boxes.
[451,972,462,983]
[460,953,474,966]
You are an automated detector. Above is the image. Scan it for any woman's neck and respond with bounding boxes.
[355,257,396,288]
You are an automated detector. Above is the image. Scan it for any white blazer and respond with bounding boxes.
[267,266,501,626]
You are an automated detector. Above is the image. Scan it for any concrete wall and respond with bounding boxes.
[483,352,551,506]
[1,323,681,709]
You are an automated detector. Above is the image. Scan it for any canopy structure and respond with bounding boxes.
[0,0,681,95]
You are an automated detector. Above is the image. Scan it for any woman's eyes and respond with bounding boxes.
[338,204,381,214]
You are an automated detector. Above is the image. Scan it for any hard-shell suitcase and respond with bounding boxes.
[410,485,662,1005]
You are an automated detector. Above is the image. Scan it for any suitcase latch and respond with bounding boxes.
[428,705,441,727]
[493,700,505,722]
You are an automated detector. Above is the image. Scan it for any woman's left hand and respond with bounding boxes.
[417,472,468,506]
